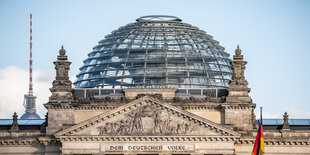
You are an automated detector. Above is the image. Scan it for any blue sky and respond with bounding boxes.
[0,0,310,118]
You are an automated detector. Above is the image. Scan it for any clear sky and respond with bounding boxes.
[0,0,310,119]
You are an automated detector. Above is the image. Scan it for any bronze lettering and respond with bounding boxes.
[167,145,185,150]
[109,146,123,151]
[127,145,162,151]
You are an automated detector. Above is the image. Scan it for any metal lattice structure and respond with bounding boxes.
[74,15,232,88]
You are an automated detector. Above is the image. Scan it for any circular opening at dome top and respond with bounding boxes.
[136,15,182,22]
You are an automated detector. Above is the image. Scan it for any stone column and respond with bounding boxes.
[224,46,256,132]
[44,46,75,135]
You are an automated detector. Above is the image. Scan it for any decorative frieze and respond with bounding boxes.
[97,104,198,135]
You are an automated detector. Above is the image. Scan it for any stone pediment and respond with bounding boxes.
[55,96,240,137]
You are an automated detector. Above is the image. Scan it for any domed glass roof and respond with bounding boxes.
[74,15,232,88]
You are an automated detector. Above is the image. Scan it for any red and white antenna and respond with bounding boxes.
[20,13,40,119]
[29,13,33,96]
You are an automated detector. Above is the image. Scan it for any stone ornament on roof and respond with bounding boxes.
[10,112,19,131]
[59,45,66,56]
[47,45,73,103]
[282,112,290,130]
[226,45,252,103]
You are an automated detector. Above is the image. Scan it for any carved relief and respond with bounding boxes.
[97,104,197,135]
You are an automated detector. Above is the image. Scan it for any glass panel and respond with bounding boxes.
[130,69,144,75]
[126,63,144,69]
[167,69,188,76]
[209,72,222,78]
[106,70,117,77]
[132,77,144,84]
[130,50,146,55]
[189,71,206,76]
[223,73,231,79]
[207,64,220,71]
[146,69,166,76]
[205,58,217,64]
[145,77,166,84]
[191,77,206,84]
[123,78,133,84]
[127,55,145,61]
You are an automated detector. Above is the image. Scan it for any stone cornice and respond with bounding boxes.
[0,137,39,146]
[181,106,221,111]
[57,135,240,142]
[236,137,310,145]
[180,103,256,110]
[44,103,75,110]
[44,102,256,111]
[74,106,116,110]
[37,137,60,146]
[222,104,256,110]
[45,103,118,110]
[0,136,61,146]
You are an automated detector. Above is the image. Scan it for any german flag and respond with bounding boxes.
[252,124,265,155]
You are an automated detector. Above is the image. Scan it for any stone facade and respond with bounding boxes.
[0,46,309,155]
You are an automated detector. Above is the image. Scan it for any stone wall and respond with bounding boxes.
[74,109,110,124]
[183,108,222,124]
[224,105,255,132]
[46,108,74,135]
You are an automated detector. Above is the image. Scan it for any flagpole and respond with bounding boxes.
[260,107,263,125]
[260,107,264,155]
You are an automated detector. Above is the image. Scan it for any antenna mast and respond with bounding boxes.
[20,13,40,119]
[29,13,33,96]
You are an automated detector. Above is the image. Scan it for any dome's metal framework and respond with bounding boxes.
[74,15,232,88]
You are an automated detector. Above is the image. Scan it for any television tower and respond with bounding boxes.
[20,14,40,119]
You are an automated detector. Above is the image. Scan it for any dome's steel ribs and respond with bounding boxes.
[74,15,232,88]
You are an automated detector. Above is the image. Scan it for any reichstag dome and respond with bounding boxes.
[74,15,232,88]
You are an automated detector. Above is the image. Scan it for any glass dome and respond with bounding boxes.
[74,15,232,88]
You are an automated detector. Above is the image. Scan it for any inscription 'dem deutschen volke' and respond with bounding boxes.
[108,144,194,151]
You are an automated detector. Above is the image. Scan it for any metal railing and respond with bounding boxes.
[73,88,228,98]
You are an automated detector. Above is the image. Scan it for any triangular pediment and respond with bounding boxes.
[55,96,240,137]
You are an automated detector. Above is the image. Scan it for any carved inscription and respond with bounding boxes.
[103,144,194,152]
[97,104,197,135]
